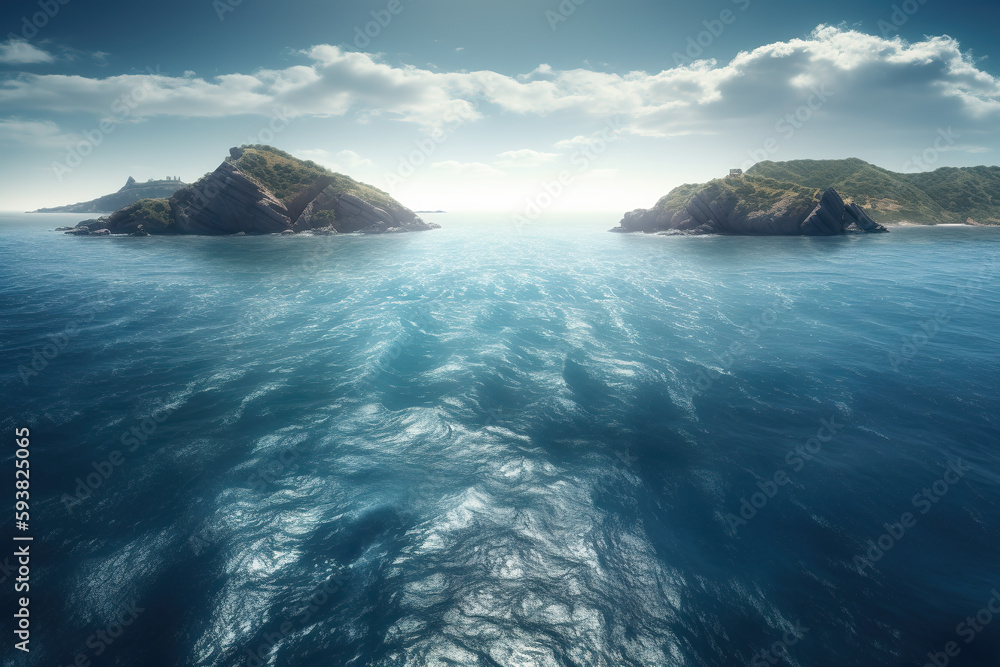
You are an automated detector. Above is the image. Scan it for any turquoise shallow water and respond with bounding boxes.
[1,213,999,666]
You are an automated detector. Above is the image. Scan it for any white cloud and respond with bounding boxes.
[0,26,996,139]
[293,148,374,173]
[495,149,559,167]
[554,129,624,150]
[431,160,504,176]
[517,64,554,82]
[0,118,74,146]
[0,39,55,64]
[581,168,619,179]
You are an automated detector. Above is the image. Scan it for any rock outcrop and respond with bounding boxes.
[800,188,884,235]
[292,188,426,234]
[64,145,439,236]
[170,161,292,235]
[71,199,175,235]
[613,177,888,236]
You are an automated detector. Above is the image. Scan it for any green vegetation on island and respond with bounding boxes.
[649,175,821,222]
[233,145,400,212]
[746,158,1000,224]
[33,176,187,214]
[617,158,1000,236]
[63,145,436,236]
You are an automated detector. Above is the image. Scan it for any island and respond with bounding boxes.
[34,176,188,214]
[612,158,1000,235]
[62,145,439,236]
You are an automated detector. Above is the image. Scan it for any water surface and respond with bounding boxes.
[2,213,998,666]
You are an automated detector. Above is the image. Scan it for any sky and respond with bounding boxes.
[0,0,998,213]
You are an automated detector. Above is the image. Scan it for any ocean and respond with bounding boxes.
[1,212,999,666]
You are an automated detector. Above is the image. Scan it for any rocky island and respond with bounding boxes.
[613,158,1000,235]
[63,145,438,236]
[35,176,188,214]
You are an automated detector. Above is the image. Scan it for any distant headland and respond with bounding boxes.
[59,145,438,236]
[612,158,1000,235]
[33,176,188,214]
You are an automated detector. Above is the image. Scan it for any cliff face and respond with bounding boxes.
[170,160,291,235]
[66,146,438,236]
[613,176,887,236]
[34,177,188,214]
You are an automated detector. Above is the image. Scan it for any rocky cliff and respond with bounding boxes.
[612,175,887,236]
[34,177,188,213]
[64,145,439,236]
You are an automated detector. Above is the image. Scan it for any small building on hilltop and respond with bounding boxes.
[727,168,743,179]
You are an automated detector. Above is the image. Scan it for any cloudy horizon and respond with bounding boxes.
[1,0,997,213]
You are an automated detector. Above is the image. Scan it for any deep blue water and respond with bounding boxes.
[1,213,999,667]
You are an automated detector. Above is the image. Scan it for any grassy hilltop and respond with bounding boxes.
[67,145,431,235]
[230,145,402,211]
[746,158,1000,224]
[650,175,820,223]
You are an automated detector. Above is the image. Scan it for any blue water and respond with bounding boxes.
[2,213,999,666]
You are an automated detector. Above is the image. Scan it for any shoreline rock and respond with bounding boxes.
[613,179,888,236]
[63,145,440,237]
